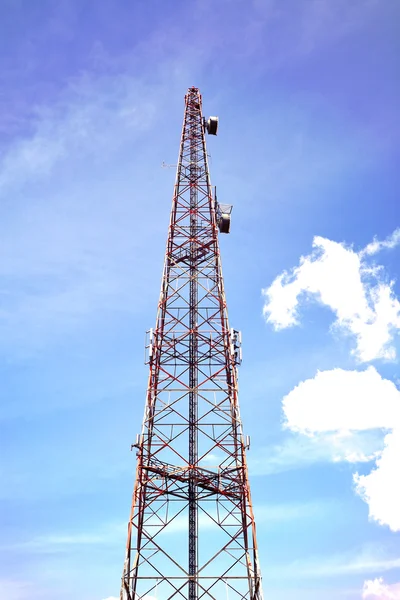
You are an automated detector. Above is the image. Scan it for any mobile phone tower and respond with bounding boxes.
[120,87,263,600]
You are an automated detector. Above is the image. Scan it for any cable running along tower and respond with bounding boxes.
[121,87,263,600]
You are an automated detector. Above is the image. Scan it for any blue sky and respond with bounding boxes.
[0,1,399,599]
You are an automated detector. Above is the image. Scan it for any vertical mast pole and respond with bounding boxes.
[188,88,199,600]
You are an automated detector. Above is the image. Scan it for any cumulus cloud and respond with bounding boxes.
[362,577,400,599]
[283,367,400,434]
[262,231,400,361]
[355,430,400,532]
[281,367,400,531]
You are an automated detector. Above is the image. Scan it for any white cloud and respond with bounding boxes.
[282,367,400,434]
[102,597,119,600]
[362,577,400,599]
[263,232,400,530]
[262,232,400,362]
[355,429,400,532]
[362,228,400,257]
[280,367,400,531]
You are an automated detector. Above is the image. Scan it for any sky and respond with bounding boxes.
[0,0,399,599]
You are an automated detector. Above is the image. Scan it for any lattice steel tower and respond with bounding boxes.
[121,87,263,600]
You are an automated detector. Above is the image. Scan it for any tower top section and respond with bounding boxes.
[185,86,219,136]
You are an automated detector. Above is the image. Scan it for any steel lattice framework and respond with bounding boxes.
[120,87,263,600]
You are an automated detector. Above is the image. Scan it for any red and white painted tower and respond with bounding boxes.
[120,87,263,600]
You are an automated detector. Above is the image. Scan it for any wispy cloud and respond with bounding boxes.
[250,430,385,476]
[3,522,126,554]
[4,502,324,561]
[361,229,400,257]
[294,0,379,56]
[0,70,178,354]
[255,501,329,524]
[243,0,380,69]
[0,580,38,600]
[279,546,400,579]
[0,74,159,194]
